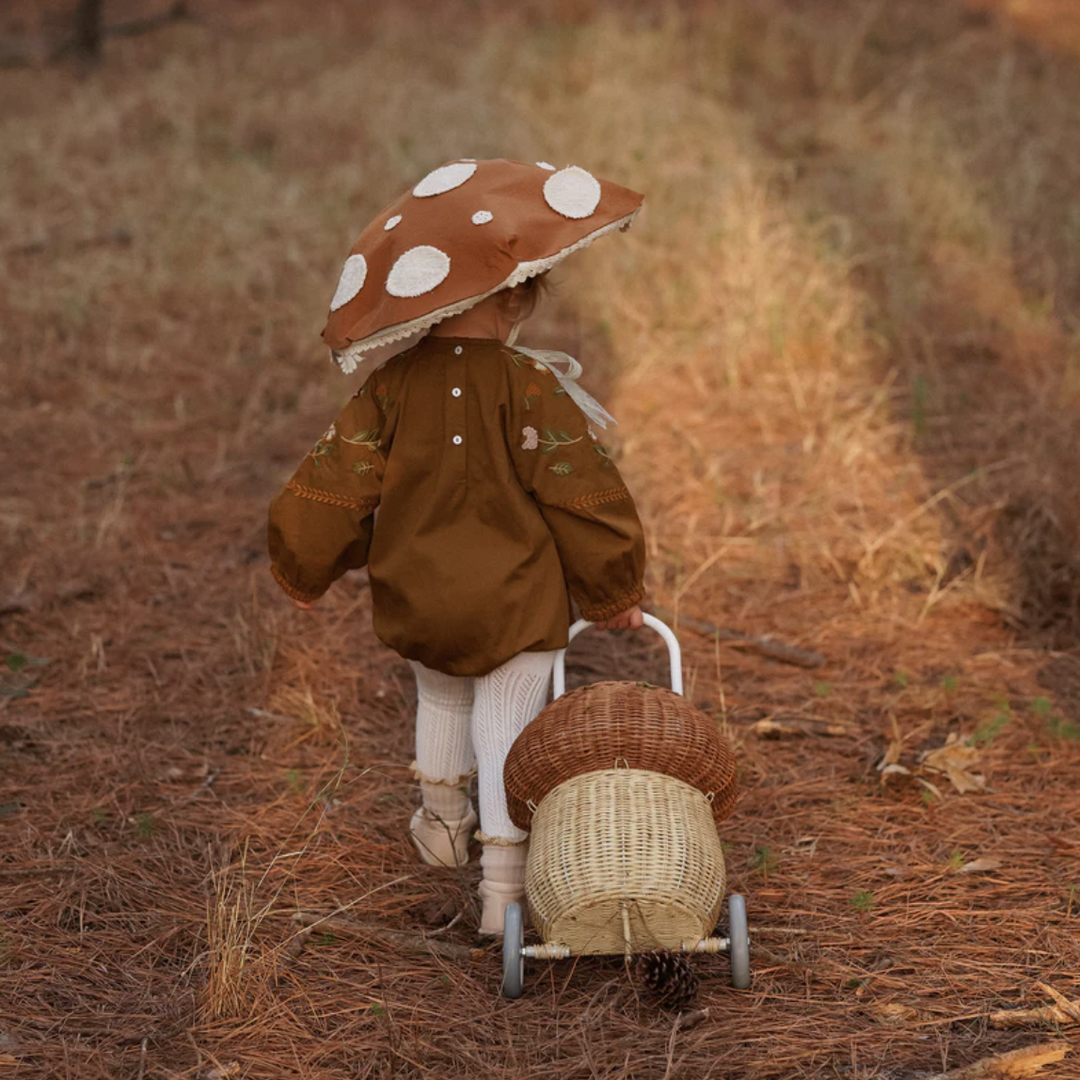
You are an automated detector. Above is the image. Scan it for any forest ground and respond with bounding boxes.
[1,1,1079,1077]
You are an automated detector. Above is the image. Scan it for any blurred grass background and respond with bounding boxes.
[3,0,1079,640]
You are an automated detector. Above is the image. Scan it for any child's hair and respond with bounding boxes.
[500,272,551,322]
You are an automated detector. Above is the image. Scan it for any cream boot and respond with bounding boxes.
[410,806,478,867]
[410,780,477,868]
[477,842,528,936]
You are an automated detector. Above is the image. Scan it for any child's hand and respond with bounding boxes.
[594,605,644,632]
[290,598,314,611]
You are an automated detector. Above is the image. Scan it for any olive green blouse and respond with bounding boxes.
[268,336,646,677]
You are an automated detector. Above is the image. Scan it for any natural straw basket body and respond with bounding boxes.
[504,681,737,831]
[526,767,726,955]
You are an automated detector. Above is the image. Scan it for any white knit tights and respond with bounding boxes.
[411,650,556,843]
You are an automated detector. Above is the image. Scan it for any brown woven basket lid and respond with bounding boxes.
[504,681,738,831]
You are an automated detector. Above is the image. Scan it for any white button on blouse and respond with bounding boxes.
[452,435,463,445]
[451,387,462,398]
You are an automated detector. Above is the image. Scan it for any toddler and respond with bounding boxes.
[268,158,646,933]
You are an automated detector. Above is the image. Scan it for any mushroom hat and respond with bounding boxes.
[322,158,644,377]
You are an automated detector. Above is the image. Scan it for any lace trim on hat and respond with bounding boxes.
[330,208,640,374]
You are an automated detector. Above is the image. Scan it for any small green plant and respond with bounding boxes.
[1046,714,1080,741]
[971,709,1010,747]
[814,681,832,698]
[134,812,154,839]
[1032,696,1080,740]
[892,671,910,689]
[91,806,108,824]
[850,891,875,913]
[941,675,958,692]
[751,844,778,876]
[286,769,304,793]
[314,933,337,948]
[369,1001,385,1017]
[947,849,965,871]
[1,652,49,699]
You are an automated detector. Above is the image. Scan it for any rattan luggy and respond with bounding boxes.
[499,616,751,999]
[503,680,738,831]
[525,767,726,955]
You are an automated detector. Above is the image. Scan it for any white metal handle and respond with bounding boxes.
[552,613,683,698]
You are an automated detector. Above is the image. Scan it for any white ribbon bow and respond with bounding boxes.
[511,346,617,430]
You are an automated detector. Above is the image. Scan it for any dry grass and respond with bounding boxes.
[2,0,1080,1077]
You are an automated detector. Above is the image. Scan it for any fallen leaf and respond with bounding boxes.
[870,1001,920,1024]
[879,763,911,776]
[914,781,943,805]
[959,857,1003,874]
[943,763,986,793]
[920,735,986,794]
[200,1065,241,1080]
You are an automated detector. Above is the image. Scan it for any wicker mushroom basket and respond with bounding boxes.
[499,615,751,999]
[503,680,738,831]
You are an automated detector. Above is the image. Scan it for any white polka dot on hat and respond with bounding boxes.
[386,245,452,298]
[329,254,368,311]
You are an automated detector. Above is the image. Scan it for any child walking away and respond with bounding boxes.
[268,159,647,935]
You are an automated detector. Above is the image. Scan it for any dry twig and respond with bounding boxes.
[646,606,826,668]
[990,984,1080,1029]
[923,1041,1070,1079]
[749,716,853,738]
[287,911,483,963]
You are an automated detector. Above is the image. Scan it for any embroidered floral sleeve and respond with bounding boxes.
[506,354,645,622]
[268,370,394,602]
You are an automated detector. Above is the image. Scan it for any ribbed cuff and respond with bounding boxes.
[474,830,528,847]
[270,563,325,604]
[579,586,645,622]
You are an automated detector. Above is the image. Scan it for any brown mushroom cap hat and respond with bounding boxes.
[322,158,644,374]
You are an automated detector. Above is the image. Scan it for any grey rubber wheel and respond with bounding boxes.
[501,902,525,998]
[727,893,751,989]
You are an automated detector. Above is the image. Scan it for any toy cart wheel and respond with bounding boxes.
[727,893,751,989]
[501,902,525,998]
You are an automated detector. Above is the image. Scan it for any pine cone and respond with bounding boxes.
[634,949,700,1011]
